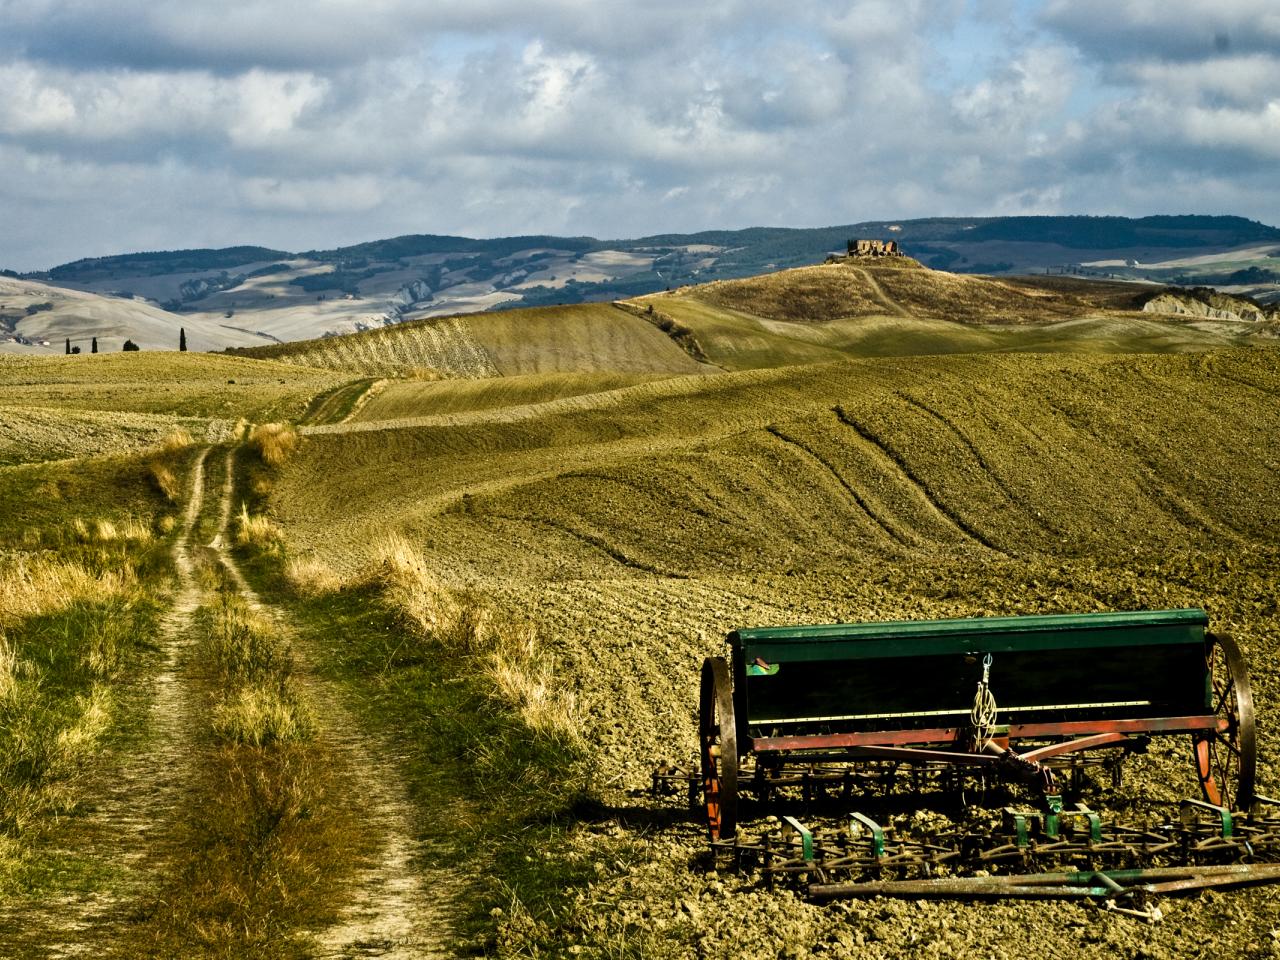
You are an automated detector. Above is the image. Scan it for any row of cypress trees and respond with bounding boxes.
[62,328,186,354]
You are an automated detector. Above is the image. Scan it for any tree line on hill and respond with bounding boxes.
[62,327,186,354]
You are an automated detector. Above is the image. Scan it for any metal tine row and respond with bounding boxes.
[712,796,1280,896]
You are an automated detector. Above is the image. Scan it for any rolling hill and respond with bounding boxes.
[6,215,1279,355]
[226,256,1269,383]
[0,277,275,354]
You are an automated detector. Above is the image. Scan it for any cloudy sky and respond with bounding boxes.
[2,0,1278,269]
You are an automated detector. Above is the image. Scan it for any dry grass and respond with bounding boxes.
[1,668,113,835]
[0,555,137,628]
[202,591,288,683]
[689,263,890,321]
[145,428,194,502]
[249,422,300,468]
[283,555,343,597]
[368,534,583,746]
[211,683,312,746]
[235,503,282,548]
[68,515,153,544]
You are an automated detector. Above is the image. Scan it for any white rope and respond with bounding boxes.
[971,653,998,748]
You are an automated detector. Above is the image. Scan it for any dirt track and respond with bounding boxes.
[212,447,455,958]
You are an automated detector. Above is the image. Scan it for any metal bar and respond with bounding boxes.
[1018,733,1130,762]
[1141,865,1280,895]
[755,701,1153,726]
[809,864,1280,902]
[750,715,1223,754]
[1006,716,1223,738]
[809,879,1110,900]
[846,745,1000,765]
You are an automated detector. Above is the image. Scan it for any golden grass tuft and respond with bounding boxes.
[68,516,152,544]
[249,423,300,468]
[146,428,194,502]
[0,555,137,628]
[283,555,343,597]
[148,462,181,502]
[156,427,194,455]
[369,533,460,634]
[211,684,312,746]
[235,503,281,548]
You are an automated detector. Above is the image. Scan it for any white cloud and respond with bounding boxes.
[2,0,1279,269]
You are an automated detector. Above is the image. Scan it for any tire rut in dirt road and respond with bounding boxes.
[4,448,214,958]
[848,265,911,317]
[213,445,456,958]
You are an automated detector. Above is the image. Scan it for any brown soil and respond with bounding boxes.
[271,347,1280,958]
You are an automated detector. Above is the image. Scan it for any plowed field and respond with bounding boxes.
[274,345,1280,958]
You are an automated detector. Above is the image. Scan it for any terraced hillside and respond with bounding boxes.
[235,302,710,378]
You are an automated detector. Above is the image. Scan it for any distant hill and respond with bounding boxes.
[230,256,1273,381]
[6,215,1279,353]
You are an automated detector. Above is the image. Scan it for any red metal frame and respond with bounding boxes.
[748,714,1227,760]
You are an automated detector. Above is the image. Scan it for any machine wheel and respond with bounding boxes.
[1194,632,1256,811]
[700,656,739,841]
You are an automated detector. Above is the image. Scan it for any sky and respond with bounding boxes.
[2,0,1279,270]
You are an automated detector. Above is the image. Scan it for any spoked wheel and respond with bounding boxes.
[700,656,739,841]
[1193,632,1256,811]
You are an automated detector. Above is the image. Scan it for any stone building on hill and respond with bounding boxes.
[847,239,901,257]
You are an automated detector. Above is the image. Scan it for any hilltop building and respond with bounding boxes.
[847,239,902,257]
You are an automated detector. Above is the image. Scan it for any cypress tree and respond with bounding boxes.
[91,336,98,354]
[65,337,70,355]
[179,327,187,351]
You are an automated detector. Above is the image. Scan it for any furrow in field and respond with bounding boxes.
[764,424,913,548]
[894,392,1056,539]
[830,404,1007,554]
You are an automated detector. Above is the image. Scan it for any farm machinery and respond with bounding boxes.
[654,609,1280,908]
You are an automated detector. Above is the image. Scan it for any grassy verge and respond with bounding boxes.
[234,527,597,953]
[0,436,196,897]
